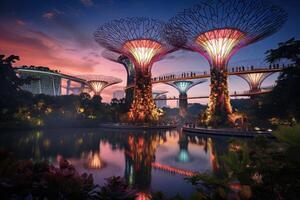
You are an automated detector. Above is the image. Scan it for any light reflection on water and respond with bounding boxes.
[0,128,233,198]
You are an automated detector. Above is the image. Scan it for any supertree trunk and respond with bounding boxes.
[203,67,232,126]
[123,60,135,111]
[179,93,188,118]
[125,87,134,111]
[127,69,161,123]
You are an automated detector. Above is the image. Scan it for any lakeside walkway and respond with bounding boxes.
[98,123,178,130]
[183,126,274,138]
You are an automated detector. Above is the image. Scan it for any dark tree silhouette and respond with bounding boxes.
[0,55,23,95]
[266,38,300,65]
[258,38,300,122]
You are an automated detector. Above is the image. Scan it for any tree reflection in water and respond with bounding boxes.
[85,141,106,169]
[124,132,162,190]
[0,128,234,197]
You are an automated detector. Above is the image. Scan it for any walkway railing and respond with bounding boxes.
[154,88,273,100]
[125,64,294,89]
[151,162,197,177]
[151,64,293,84]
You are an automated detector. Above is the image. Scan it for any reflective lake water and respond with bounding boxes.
[0,128,235,198]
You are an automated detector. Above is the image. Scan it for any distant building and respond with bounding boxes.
[16,67,62,96]
[155,94,167,108]
[113,90,125,100]
[15,66,85,96]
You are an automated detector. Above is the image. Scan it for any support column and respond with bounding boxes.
[125,87,134,111]
[52,77,56,96]
[80,82,85,94]
[179,93,188,118]
[66,79,71,95]
[125,73,135,112]
[38,76,42,94]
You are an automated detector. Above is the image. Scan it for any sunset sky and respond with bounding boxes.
[1,0,299,107]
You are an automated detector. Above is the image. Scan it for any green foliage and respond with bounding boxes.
[265,38,300,65]
[254,38,300,124]
[0,151,140,200]
[274,124,300,146]
[274,124,300,164]
[259,66,300,121]
[92,176,137,200]
[186,126,300,200]
[0,55,129,129]
[0,151,95,199]
[0,54,21,96]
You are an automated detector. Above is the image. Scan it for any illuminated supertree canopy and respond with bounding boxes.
[94,17,175,122]
[166,79,207,95]
[165,0,287,125]
[176,134,190,163]
[165,77,207,117]
[237,72,273,92]
[77,75,122,96]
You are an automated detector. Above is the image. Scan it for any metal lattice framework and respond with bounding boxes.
[237,72,273,92]
[165,0,287,66]
[165,0,287,125]
[94,17,175,122]
[95,17,174,72]
[77,75,122,96]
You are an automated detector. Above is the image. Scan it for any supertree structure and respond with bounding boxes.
[165,0,287,125]
[152,90,168,99]
[94,17,174,122]
[165,76,207,117]
[237,72,273,93]
[102,50,135,110]
[176,134,190,163]
[77,75,122,96]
